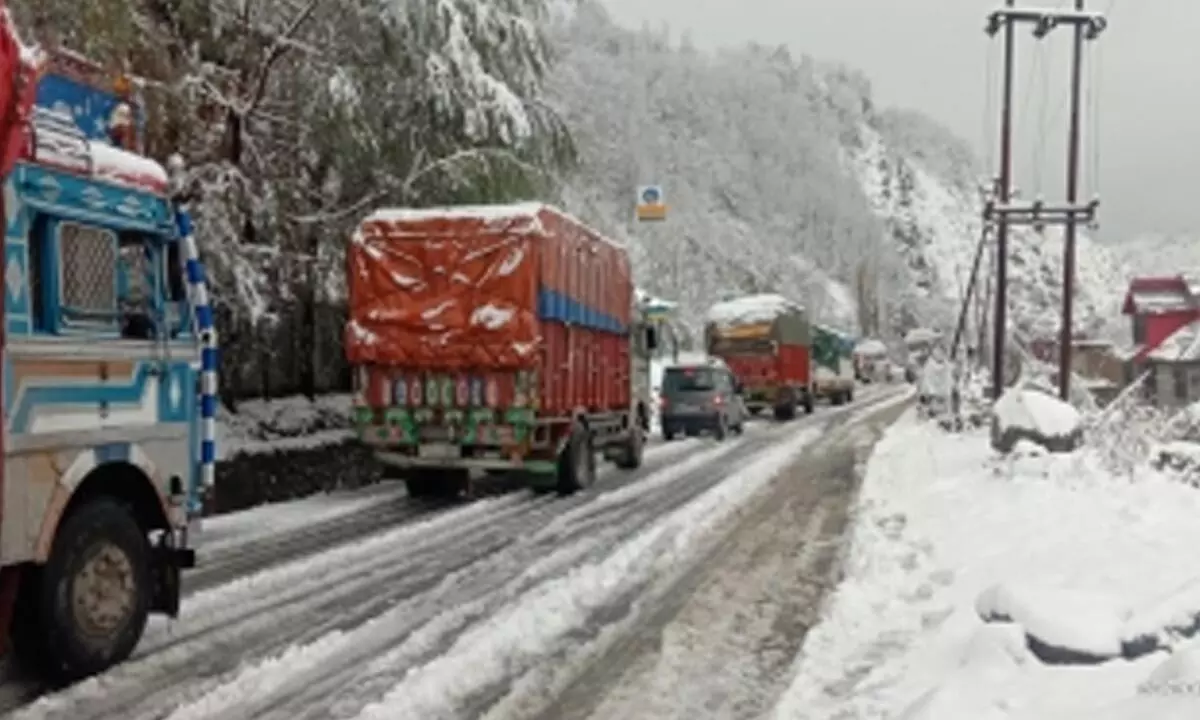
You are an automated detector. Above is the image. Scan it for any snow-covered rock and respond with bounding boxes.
[976,582,1131,663]
[990,386,1083,453]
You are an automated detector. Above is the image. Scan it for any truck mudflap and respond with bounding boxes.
[150,532,195,617]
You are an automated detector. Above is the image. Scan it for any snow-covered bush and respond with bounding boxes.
[990,385,1082,454]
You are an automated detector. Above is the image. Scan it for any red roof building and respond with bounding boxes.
[1121,275,1200,363]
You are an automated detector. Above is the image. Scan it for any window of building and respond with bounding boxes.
[1175,365,1188,402]
[1132,315,1147,345]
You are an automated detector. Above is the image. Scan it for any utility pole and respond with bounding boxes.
[983,2,1106,400]
[950,178,999,362]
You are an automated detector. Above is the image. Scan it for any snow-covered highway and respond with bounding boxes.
[2,385,912,720]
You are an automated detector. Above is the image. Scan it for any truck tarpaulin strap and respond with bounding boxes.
[0,4,42,179]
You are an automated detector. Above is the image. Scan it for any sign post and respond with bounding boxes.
[635,185,666,222]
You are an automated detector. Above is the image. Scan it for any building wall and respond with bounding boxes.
[1152,361,1200,407]
[1140,310,1199,351]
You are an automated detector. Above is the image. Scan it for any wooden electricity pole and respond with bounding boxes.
[983,2,1106,400]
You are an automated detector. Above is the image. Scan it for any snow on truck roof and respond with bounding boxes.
[705,293,802,327]
[362,203,627,250]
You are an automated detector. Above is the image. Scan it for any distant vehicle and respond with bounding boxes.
[704,293,814,419]
[812,324,857,404]
[345,203,656,497]
[658,358,747,441]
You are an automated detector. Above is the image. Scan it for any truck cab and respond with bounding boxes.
[0,49,213,682]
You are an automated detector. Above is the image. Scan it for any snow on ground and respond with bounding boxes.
[154,416,830,720]
[773,410,1200,720]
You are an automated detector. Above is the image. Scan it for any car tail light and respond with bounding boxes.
[712,394,724,406]
[659,395,669,409]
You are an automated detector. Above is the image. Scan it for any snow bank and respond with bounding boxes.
[218,394,353,460]
[773,411,1200,720]
[705,293,801,328]
[975,582,1130,662]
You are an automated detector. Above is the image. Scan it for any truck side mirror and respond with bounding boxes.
[645,325,659,351]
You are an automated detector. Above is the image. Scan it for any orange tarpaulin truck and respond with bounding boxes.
[704,294,815,418]
[345,203,659,497]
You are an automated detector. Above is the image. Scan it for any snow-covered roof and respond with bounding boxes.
[663,353,728,371]
[89,141,169,194]
[636,288,677,311]
[1148,320,1200,363]
[705,293,802,327]
[364,203,626,250]
[855,338,888,356]
[1128,290,1192,314]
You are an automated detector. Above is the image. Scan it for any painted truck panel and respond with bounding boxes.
[0,36,211,681]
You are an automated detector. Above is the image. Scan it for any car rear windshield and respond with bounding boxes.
[663,367,719,392]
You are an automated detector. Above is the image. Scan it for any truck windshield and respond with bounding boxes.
[708,336,774,355]
[663,367,719,392]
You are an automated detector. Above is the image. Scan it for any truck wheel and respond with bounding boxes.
[613,423,644,470]
[557,423,597,494]
[19,499,151,683]
[773,402,796,422]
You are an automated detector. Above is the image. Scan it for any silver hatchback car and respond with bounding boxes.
[658,359,748,441]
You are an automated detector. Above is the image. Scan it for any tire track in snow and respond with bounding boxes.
[166,389,904,720]
[4,434,738,720]
[504,389,913,720]
[162,427,795,720]
[189,437,698,593]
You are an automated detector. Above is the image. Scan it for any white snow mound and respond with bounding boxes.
[976,582,1131,658]
[993,387,1081,438]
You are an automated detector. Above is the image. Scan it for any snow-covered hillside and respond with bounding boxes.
[547,2,1128,343]
[1109,233,1199,278]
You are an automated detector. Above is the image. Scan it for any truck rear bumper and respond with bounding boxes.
[375,451,557,474]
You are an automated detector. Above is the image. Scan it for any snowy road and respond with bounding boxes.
[4,385,910,720]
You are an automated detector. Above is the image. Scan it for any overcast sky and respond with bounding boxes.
[599,0,1191,244]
